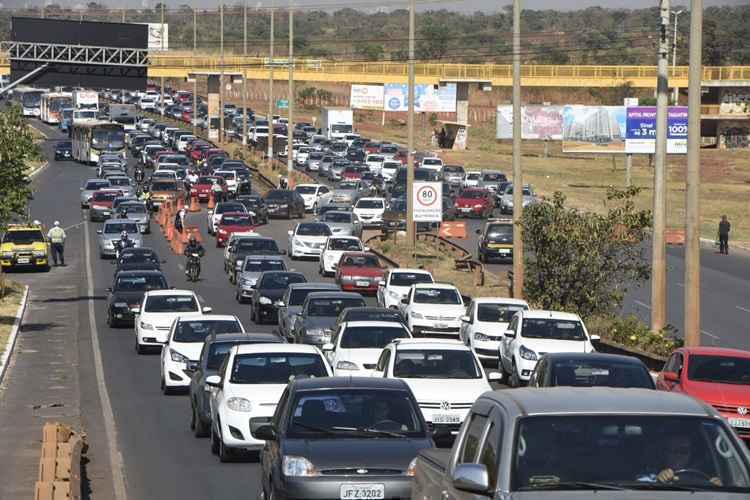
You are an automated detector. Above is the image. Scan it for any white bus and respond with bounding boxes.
[40,92,73,124]
[71,121,126,164]
[16,87,49,117]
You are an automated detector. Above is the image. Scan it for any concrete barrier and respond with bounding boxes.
[665,228,686,245]
[34,423,83,500]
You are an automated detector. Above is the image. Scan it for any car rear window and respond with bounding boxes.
[144,295,198,313]
[173,319,241,342]
[230,353,327,384]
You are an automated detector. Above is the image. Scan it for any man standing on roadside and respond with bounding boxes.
[718,215,731,255]
[47,221,66,266]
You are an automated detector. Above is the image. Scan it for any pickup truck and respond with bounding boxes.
[411,387,750,499]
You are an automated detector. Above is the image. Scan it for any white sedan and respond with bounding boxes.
[353,197,386,228]
[460,298,529,361]
[376,268,434,309]
[133,290,211,354]
[287,222,332,259]
[294,184,330,213]
[206,343,331,461]
[323,320,411,376]
[160,314,244,394]
[319,236,365,276]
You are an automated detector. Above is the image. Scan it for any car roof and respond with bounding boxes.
[342,321,408,329]
[680,347,750,358]
[540,352,647,366]
[412,282,458,290]
[291,376,409,391]
[393,338,469,351]
[242,254,285,261]
[390,268,432,274]
[471,297,529,306]
[307,291,364,299]
[114,269,165,277]
[522,309,582,321]
[175,313,239,322]
[481,388,713,417]
[207,332,282,344]
[234,343,320,355]
[288,282,340,291]
[144,289,196,297]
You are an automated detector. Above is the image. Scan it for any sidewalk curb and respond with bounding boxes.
[0,285,30,385]
[29,160,49,179]
[699,237,750,253]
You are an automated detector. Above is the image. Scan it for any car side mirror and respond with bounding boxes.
[663,371,679,383]
[205,375,222,387]
[488,372,502,382]
[363,246,370,252]
[452,463,490,495]
[322,343,334,352]
[130,306,140,314]
[161,259,167,264]
[589,335,601,342]
[460,315,470,323]
[504,330,516,339]
[401,298,409,304]
[105,287,112,292]
[287,230,294,236]
[378,281,386,288]
[280,250,287,255]
[202,306,213,313]
[96,229,103,234]
[250,424,277,441]
[475,229,482,235]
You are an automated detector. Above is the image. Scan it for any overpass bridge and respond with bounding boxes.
[1,53,749,87]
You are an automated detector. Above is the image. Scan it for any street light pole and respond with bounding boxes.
[267,7,275,168]
[242,0,248,146]
[193,7,197,137]
[287,5,294,187]
[511,0,524,299]
[672,10,683,104]
[160,2,165,117]
[684,0,702,347]
[219,0,225,144]
[406,0,416,253]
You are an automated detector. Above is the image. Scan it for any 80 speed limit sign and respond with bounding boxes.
[412,182,443,222]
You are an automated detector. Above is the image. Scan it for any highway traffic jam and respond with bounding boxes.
[10,84,750,498]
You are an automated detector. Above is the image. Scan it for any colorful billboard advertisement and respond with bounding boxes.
[350,84,384,110]
[496,105,564,140]
[562,106,627,153]
[383,83,456,113]
[625,106,688,154]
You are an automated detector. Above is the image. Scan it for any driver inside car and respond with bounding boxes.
[638,433,722,486]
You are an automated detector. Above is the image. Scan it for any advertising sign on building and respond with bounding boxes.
[625,106,688,154]
[562,106,627,153]
[145,23,169,51]
[412,182,443,222]
[384,83,456,113]
[496,105,564,140]
[350,84,384,110]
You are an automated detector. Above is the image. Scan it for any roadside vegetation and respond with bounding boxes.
[0,281,24,354]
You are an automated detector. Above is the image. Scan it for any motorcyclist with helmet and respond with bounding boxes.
[183,234,205,279]
[113,230,135,258]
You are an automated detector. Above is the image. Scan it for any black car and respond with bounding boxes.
[236,194,268,224]
[263,189,305,219]
[476,219,513,263]
[346,147,365,163]
[249,271,307,325]
[54,141,72,161]
[189,332,285,437]
[254,377,433,500]
[528,352,655,389]
[113,247,163,272]
[106,269,168,327]
[225,236,284,280]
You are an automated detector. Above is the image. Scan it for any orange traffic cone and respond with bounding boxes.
[172,236,184,255]
[166,219,175,241]
[207,191,216,210]
[189,194,200,213]
[176,196,185,211]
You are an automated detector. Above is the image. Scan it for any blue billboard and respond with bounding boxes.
[383,83,456,113]
[625,106,688,154]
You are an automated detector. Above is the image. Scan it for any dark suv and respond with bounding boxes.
[264,189,305,219]
[476,219,514,263]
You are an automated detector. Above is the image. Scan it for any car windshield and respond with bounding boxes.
[109,178,130,187]
[307,298,366,317]
[260,273,306,290]
[413,288,461,305]
[297,224,332,237]
[687,355,750,385]
[323,213,353,224]
[288,389,425,438]
[243,259,285,272]
[423,158,441,165]
[230,353,327,384]
[144,295,198,313]
[85,181,110,190]
[390,272,433,287]
[343,309,402,323]
[3,230,43,245]
[338,182,358,190]
[329,239,362,251]
[309,152,323,160]
[394,349,481,379]
[487,224,513,238]
[340,255,380,268]
[356,199,384,209]
[92,191,118,202]
[368,156,384,163]
[482,172,505,182]
[340,326,408,349]
[114,275,166,291]
[121,205,147,215]
[522,319,586,341]
[221,215,252,226]
[513,415,750,492]
[477,303,526,323]
[460,190,487,200]
[236,239,278,253]
[207,341,267,370]
[548,359,654,388]
[444,166,464,174]
[295,186,318,195]
[58,141,72,148]
[216,204,244,214]
[506,187,532,196]
[104,222,138,234]
[197,177,218,184]
[173,319,241,342]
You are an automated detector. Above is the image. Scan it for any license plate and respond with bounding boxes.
[17,257,30,264]
[340,484,384,500]
[436,322,448,329]
[729,418,750,429]
[498,249,510,254]
[433,414,461,424]
[460,208,472,212]
[355,280,370,287]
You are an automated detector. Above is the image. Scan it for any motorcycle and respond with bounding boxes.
[113,239,135,259]
[186,253,201,282]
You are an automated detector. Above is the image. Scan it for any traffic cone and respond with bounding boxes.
[176,196,185,212]
[207,191,216,210]
[189,194,200,213]
[166,219,175,241]
[173,237,184,255]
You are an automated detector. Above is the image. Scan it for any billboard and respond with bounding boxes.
[384,83,456,113]
[562,106,626,153]
[145,23,169,51]
[412,182,443,222]
[496,105,564,140]
[625,106,688,154]
[350,84,384,110]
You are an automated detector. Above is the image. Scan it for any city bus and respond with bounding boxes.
[16,87,48,117]
[40,92,73,124]
[71,121,126,164]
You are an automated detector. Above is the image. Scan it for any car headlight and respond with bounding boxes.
[169,349,189,363]
[519,345,537,361]
[405,457,418,477]
[388,290,401,299]
[410,311,423,319]
[113,301,128,308]
[474,204,483,208]
[33,250,46,257]
[226,397,252,412]
[258,296,272,305]
[336,360,359,371]
[474,332,492,342]
[283,455,317,477]
[140,321,153,330]
[340,275,353,282]
[240,277,256,287]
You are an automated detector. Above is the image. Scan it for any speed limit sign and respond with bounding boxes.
[412,182,442,222]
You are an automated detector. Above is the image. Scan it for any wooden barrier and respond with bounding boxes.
[34,423,82,500]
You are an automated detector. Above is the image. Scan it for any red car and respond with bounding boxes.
[656,347,750,440]
[364,141,381,154]
[181,109,193,123]
[89,189,124,222]
[335,252,386,294]
[342,165,362,180]
[454,188,494,218]
[190,142,212,162]
[190,176,227,202]
[215,212,257,247]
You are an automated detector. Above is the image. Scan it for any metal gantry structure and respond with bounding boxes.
[0,40,149,67]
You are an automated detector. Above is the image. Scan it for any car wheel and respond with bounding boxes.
[192,403,209,438]
[312,202,317,214]
[218,428,233,463]
[160,375,173,395]
[210,422,220,455]
[510,361,521,388]
[135,337,144,355]
[107,310,117,328]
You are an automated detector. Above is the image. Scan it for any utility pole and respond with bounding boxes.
[287,5,295,186]
[651,0,670,333]
[406,0,416,253]
[511,0,524,299]
[219,0,225,144]
[242,0,248,146]
[267,7,275,168]
[121,9,125,22]
[684,0,702,347]
[192,7,197,137]
[160,2,165,116]
[671,10,684,104]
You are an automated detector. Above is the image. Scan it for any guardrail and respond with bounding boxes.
[34,422,83,500]
[416,232,485,286]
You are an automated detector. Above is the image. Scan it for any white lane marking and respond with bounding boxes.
[676,282,685,288]
[737,306,750,314]
[701,330,720,340]
[633,300,651,310]
[63,221,85,231]
[83,218,128,500]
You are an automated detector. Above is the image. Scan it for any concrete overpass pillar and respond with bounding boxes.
[456,82,470,125]
[207,75,220,141]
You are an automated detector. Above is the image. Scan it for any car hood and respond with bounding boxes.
[519,337,591,354]
[226,383,287,405]
[353,208,384,217]
[140,311,196,328]
[2,242,45,252]
[258,288,285,301]
[401,378,491,400]
[101,234,143,244]
[294,235,330,245]
[475,320,510,334]
[337,348,383,368]
[110,290,147,305]
[238,270,262,283]
[124,214,149,224]
[168,341,205,362]
[684,380,750,407]
[325,223,355,235]
[302,316,336,331]
[283,438,432,471]
[284,305,303,318]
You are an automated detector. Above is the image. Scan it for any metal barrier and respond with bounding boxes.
[34,422,83,500]
[416,232,485,286]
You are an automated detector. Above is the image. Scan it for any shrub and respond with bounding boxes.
[587,315,683,358]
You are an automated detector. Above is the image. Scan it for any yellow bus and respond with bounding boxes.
[71,121,126,164]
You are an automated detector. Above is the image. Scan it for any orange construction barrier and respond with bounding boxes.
[189,194,200,213]
[184,226,203,244]
[172,236,184,255]
[166,219,175,241]
[176,196,185,211]
[207,192,216,210]
[439,221,468,240]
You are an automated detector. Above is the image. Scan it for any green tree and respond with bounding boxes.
[521,187,652,318]
[0,106,36,233]
[355,44,385,62]
[417,16,450,60]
